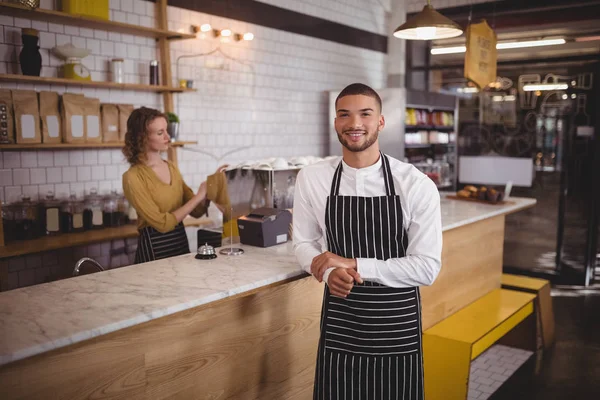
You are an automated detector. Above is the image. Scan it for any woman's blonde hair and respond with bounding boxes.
[122,107,167,165]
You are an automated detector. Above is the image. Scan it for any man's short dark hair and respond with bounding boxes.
[335,83,382,112]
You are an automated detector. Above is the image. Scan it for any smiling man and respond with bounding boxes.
[293,83,443,399]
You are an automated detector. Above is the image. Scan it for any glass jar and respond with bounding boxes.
[61,192,85,233]
[40,191,62,236]
[15,196,40,240]
[117,194,129,226]
[1,202,16,243]
[102,190,119,228]
[83,188,104,230]
[127,200,138,225]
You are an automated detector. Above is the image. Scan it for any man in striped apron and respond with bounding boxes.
[293,83,442,399]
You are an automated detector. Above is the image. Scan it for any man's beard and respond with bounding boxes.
[337,129,379,153]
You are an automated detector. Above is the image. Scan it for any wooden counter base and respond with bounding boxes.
[0,277,323,400]
[0,216,507,399]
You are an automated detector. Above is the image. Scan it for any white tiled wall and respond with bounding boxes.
[407,0,497,13]
[0,0,389,290]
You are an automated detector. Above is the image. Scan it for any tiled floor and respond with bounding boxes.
[468,345,534,400]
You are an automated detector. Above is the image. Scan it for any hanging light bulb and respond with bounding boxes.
[220,29,232,37]
[243,32,254,41]
[200,24,212,33]
[393,0,463,41]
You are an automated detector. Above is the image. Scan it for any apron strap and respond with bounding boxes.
[331,152,396,196]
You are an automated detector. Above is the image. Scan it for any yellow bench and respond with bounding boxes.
[501,273,555,350]
[423,288,536,400]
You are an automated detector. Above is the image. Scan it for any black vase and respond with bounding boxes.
[19,29,42,76]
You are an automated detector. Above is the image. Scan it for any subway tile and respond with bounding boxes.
[13,168,30,185]
[120,0,134,12]
[94,30,108,40]
[31,20,49,32]
[79,27,95,39]
[5,186,22,203]
[18,269,35,288]
[54,151,69,167]
[85,39,101,54]
[101,41,114,57]
[3,152,20,168]
[108,32,121,42]
[127,14,140,26]
[114,11,128,24]
[71,36,87,52]
[22,185,39,200]
[64,25,80,36]
[105,165,118,180]
[46,167,62,184]
[54,183,70,198]
[55,34,71,46]
[0,169,13,186]
[77,166,92,181]
[38,152,54,167]
[39,31,56,49]
[48,23,64,34]
[0,15,14,26]
[14,18,32,29]
[62,166,78,183]
[98,150,112,165]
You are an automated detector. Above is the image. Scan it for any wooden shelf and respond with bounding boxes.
[0,2,195,40]
[405,125,455,131]
[0,225,139,259]
[0,74,196,93]
[0,141,196,151]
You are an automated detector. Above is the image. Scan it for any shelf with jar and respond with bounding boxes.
[0,189,138,259]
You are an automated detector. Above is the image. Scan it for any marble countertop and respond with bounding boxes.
[0,195,535,367]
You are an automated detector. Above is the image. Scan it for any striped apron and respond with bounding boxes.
[134,222,190,264]
[314,153,424,400]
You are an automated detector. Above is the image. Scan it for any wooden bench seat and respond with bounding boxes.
[423,288,536,400]
[501,273,555,350]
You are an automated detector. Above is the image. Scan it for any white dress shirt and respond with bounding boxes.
[293,155,442,288]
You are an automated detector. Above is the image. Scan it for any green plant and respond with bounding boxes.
[165,112,179,123]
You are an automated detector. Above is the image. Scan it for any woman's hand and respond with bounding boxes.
[214,164,229,174]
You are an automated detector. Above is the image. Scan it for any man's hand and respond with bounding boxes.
[310,251,357,282]
[328,268,363,298]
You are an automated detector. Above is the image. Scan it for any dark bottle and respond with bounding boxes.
[19,28,42,77]
[150,60,159,85]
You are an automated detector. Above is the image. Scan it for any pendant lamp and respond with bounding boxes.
[393,0,463,41]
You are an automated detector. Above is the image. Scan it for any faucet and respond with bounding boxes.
[73,257,105,276]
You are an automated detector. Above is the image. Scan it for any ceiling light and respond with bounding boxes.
[393,0,463,41]
[431,46,466,55]
[200,24,212,32]
[431,37,565,55]
[220,29,232,37]
[496,38,565,49]
[522,83,569,91]
[243,32,254,41]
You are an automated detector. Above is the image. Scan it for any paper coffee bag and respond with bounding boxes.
[101,104,119,142]
[61,93,86,143]
[12,90,41,144]
[0,89,15,144]
[39,91,61,144]
[117,104,134,142]
[84,97,101,143]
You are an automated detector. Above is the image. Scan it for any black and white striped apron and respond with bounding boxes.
[314,153,424,400]
[134,222,190,264]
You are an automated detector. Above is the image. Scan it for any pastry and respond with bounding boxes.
[457,190,471,198]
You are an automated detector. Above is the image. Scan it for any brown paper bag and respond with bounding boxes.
[0,89,15,144]
[117,104,134,142]
[84,97,101,143]
[12,90,41,144]
[39,91,62,144]
[61,93,86,143]
[101,104,119,142]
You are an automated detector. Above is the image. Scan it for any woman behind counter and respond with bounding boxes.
[122,107,227,263]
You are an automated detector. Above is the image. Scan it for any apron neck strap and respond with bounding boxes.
[330,152,396,197]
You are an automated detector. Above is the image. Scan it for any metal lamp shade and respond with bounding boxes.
[393,4,463,40]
